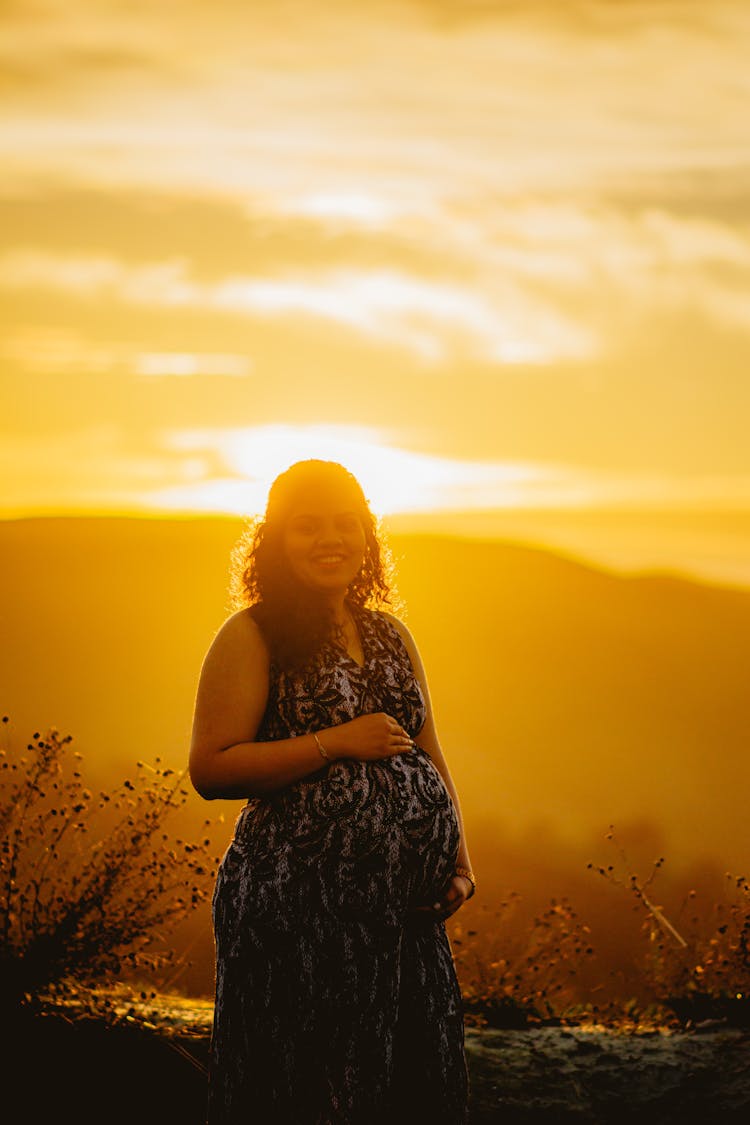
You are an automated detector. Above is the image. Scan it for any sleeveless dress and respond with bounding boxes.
[208,604,469,1125]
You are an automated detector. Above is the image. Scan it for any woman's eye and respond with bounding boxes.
[291,521,317,535]
[337,517,359,533]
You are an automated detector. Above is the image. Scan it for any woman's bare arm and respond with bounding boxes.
[384,613,474,874]
[189,610,413,800]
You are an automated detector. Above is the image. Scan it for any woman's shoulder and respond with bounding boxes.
[363,606,416,649]
[209,606,270,661]
[370,606,405,630]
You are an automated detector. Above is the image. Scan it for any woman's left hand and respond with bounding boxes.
[412,874,473,922]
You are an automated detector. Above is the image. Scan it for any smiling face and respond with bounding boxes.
[281,480,367,598]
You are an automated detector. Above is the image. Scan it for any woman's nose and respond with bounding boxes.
[317,524,344,544]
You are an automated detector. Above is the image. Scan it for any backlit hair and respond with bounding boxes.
[230,460,393,670]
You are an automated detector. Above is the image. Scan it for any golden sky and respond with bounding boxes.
[2,0,749,578]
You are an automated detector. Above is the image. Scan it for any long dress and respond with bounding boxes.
[208,603,470,1125]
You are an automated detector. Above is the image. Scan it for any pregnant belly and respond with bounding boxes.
[222,746,459,926]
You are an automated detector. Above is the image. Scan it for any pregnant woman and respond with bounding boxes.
[189,459,476,1125]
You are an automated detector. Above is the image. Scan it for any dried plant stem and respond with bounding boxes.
[639,886,687,949]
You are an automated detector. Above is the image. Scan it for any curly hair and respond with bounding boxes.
[229,460,394,671]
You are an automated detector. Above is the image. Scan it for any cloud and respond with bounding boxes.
[0,45,165,95]
[159,423,553,512]
[1,325,253,379]
[1,326,125,375]
[0,249,123,293]
[0,184,462,284]
[0,424,206,514]
[3,416,750,520]
[208,269,595,363]
[3,180,750,375]
[0,419,559,516]
[154,424,750,516]
[134,352,252,377]
[1,0,748,507]
[0,248,597,363]
[2,0,748,206]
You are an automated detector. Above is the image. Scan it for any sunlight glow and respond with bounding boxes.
[154,425,545,517]
[139,426,750,522]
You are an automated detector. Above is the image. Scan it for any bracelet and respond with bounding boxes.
[454,865,476,898]
[312,732,330,761]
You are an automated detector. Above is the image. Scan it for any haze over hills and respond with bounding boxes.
[386,506,750,592]
[2,516,747,872]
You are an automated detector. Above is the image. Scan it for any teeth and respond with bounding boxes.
[317,556,344,563]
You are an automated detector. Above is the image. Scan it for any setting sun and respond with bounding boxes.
[151,424,546,519]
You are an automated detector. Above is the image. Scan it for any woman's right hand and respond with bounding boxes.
[326,713,415,761]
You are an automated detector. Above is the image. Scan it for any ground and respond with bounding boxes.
[7,990,750,1123]
[466,1023,750,1123]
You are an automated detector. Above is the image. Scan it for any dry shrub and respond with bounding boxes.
[588,826,750,1026]
[691,875,750,995]
[451,892,595,1028]
[0,717,216,1006]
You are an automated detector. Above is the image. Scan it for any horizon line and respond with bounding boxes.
[2,507,750,595]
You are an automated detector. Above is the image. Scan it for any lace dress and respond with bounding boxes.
[207,604,469,1125]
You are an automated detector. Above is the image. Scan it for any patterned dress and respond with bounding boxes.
[208,604,469,1125]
